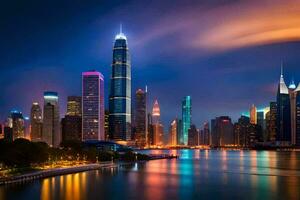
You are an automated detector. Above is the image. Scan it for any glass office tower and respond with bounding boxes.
[182,96,191,145]
[82,71,105,141]
[109,27,131,141]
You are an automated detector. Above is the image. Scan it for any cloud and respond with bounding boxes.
[133,0,300,53]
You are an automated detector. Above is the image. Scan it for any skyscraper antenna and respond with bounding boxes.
[120,23,122,34]
[280,61,283,78]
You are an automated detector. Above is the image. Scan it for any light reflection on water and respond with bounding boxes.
[1,150,300,200]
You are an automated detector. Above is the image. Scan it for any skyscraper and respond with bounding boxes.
[42,91,60,147]
[61,115,82,142]
[30,102,43,142]
[152,100,163,146]
[276,67,291,145]
[10,111,25,140]
[211,116,234,146]
[67,96,82,116]
[82,71,105,141]
[169,119,178,146]
[61,96,82,143]
[250,104,257,124]
[295,83,300,146]
[134,89,146,147]
[188,124,199,146]
[109,26,131,141]
[202,122,210,145]
[182,96,191,145]
[289,81,297,145]
[268,102,277,142]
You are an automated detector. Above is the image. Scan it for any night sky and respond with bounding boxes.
[1,0,300,129]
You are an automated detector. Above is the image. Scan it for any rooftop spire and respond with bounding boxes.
[115,23,127,40]
[281,61,283,78]
[278,62,289,94]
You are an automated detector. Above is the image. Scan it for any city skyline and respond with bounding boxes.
[2,0,300,128]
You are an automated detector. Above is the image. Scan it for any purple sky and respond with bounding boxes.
[1,0,300,129]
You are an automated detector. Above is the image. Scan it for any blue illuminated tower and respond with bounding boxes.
[109,25,131,141]
[182,96,191,145]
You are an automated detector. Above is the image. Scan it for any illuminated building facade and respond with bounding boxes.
[289,81,297,145]
[30,102,43,142]
[152,100,163,146]
[67,96,82,116]
[43,91,60,147]
[104,110,109,140]
[276,68,291,145]
[182,96,191,145]
[250,104,257,124]
[109,27,131,141]
[188,124,199,146]
[200,122,210,145]
[267,102,277,142]
[4,117,13,142]
[134,89,146,147]
[10,111,25,140]
[296,83,300,146]
[211,116,234,146]
[169,119,178,146]
[82,71,105,141]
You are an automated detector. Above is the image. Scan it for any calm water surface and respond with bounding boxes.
[1,150,300,200]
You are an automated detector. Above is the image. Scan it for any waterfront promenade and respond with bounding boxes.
[0,154,178,185]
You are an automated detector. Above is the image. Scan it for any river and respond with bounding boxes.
[1,150,300,199]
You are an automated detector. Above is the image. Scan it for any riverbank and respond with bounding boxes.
[0,154,178,185]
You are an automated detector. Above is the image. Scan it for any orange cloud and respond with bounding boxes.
[195,0,300,51]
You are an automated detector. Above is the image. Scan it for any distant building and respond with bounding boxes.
[61,115,82,142]
[289,81,297,145]
[295,83,300,146]
[109,28,131,141]
[30,102,43,142]
[61,96,82,143]
[151,100,163,146]
[134,89,146,147]
[104,110,109,140]
[276,68,291,145]
[211,116,234,146]
[200,122,210,145]
[169,119,178,146]
[147,112,154,146]
[67,96,82,116]
[250,104,257,124]
[10,111,25,140]
[182,96,191,145]
[234,115,261,147]
[267,102,277,142]
[177,119,183,145]
[188,124,199,146]
[82,71,105,141]
[42,91,60,147]
[4,118,13,142]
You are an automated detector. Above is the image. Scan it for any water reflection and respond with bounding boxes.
[1,150,300,200]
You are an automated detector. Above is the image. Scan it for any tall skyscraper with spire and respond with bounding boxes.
[276,66,291,145]
[109,25,131,141]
